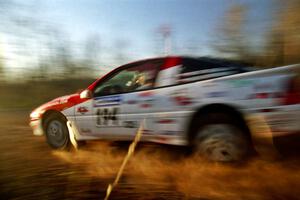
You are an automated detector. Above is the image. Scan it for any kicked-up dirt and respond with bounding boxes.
[1,110,300,200]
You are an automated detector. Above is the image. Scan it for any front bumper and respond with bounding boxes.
[29,119,44,136]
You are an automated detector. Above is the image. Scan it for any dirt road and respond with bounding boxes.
[1,111,300,200]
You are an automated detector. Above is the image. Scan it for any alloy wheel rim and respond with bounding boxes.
[47,120,66,147]
[195,124,246,162]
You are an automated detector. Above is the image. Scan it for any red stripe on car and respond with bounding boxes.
[161,57,182,70]
[156,119,175,124]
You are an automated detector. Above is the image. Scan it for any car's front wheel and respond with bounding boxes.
[44,113,71,150]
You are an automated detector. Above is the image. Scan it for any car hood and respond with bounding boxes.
[30,93,86,120]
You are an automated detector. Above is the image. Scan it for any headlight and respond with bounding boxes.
[30,110,41,119]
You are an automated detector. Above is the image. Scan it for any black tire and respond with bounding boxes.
[191,112,251,162]
[44,113,71,150]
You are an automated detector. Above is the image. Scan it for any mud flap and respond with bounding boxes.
[247,114,280,159]
[66,121,79,150]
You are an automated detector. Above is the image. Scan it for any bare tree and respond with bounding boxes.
[84,34,101,64]
[0,0,53,80]
[114,38,130,65]
[214,4,250,60]
[0,48,4,81]
[265,0,300,66]
[0,1,101,80]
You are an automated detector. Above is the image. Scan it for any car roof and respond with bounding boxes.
[88,56,254,90]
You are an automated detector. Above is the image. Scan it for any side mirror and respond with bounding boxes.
[80,89,92,99]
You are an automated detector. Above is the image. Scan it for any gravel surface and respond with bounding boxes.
[1,111,300,200]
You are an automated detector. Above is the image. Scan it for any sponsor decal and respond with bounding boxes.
[130,92,155,108]
[170,89,194,106]
[126,100,138,105]
[156,119,175,124]
[139,99,154,108]
[173,96,193,105]
[94,95,122,107]
[227,79,254,87]
[81,128,92,134]
[248,92,281,100]
[96,107,120,126]
[246,81,278,100]
[138,91,154,97]
[255,83,273,90]
[162,130,179,135]
[248,92,269,99]
[77,106,89,114]
[140,103,151,108]
[123,121,138,128]
[59,97,69,104]
[206,91,228,98]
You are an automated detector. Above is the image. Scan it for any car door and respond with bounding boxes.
[119,57,189,143]
[88,59,162,139]
[148,57,189,142]
[119,59,163,138]
[73,68,133,138]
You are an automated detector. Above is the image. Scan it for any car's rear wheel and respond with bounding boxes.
[44,113,71,150]
[192,113,250,162]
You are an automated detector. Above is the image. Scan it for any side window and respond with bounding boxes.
[177,58,213,83]
[93,60,161,97]
[177,58,238,83]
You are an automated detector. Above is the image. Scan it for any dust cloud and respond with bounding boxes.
[1,111,299,199]
[53,141,300,200]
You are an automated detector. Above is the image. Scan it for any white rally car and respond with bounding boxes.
[29,56,300,161]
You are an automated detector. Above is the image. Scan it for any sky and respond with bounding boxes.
[1,0,277,75]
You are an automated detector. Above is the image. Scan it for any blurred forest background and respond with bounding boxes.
[0,0,300,110]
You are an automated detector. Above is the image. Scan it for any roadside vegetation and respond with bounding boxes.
[1,1,300,110]
[0,78,94,110]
